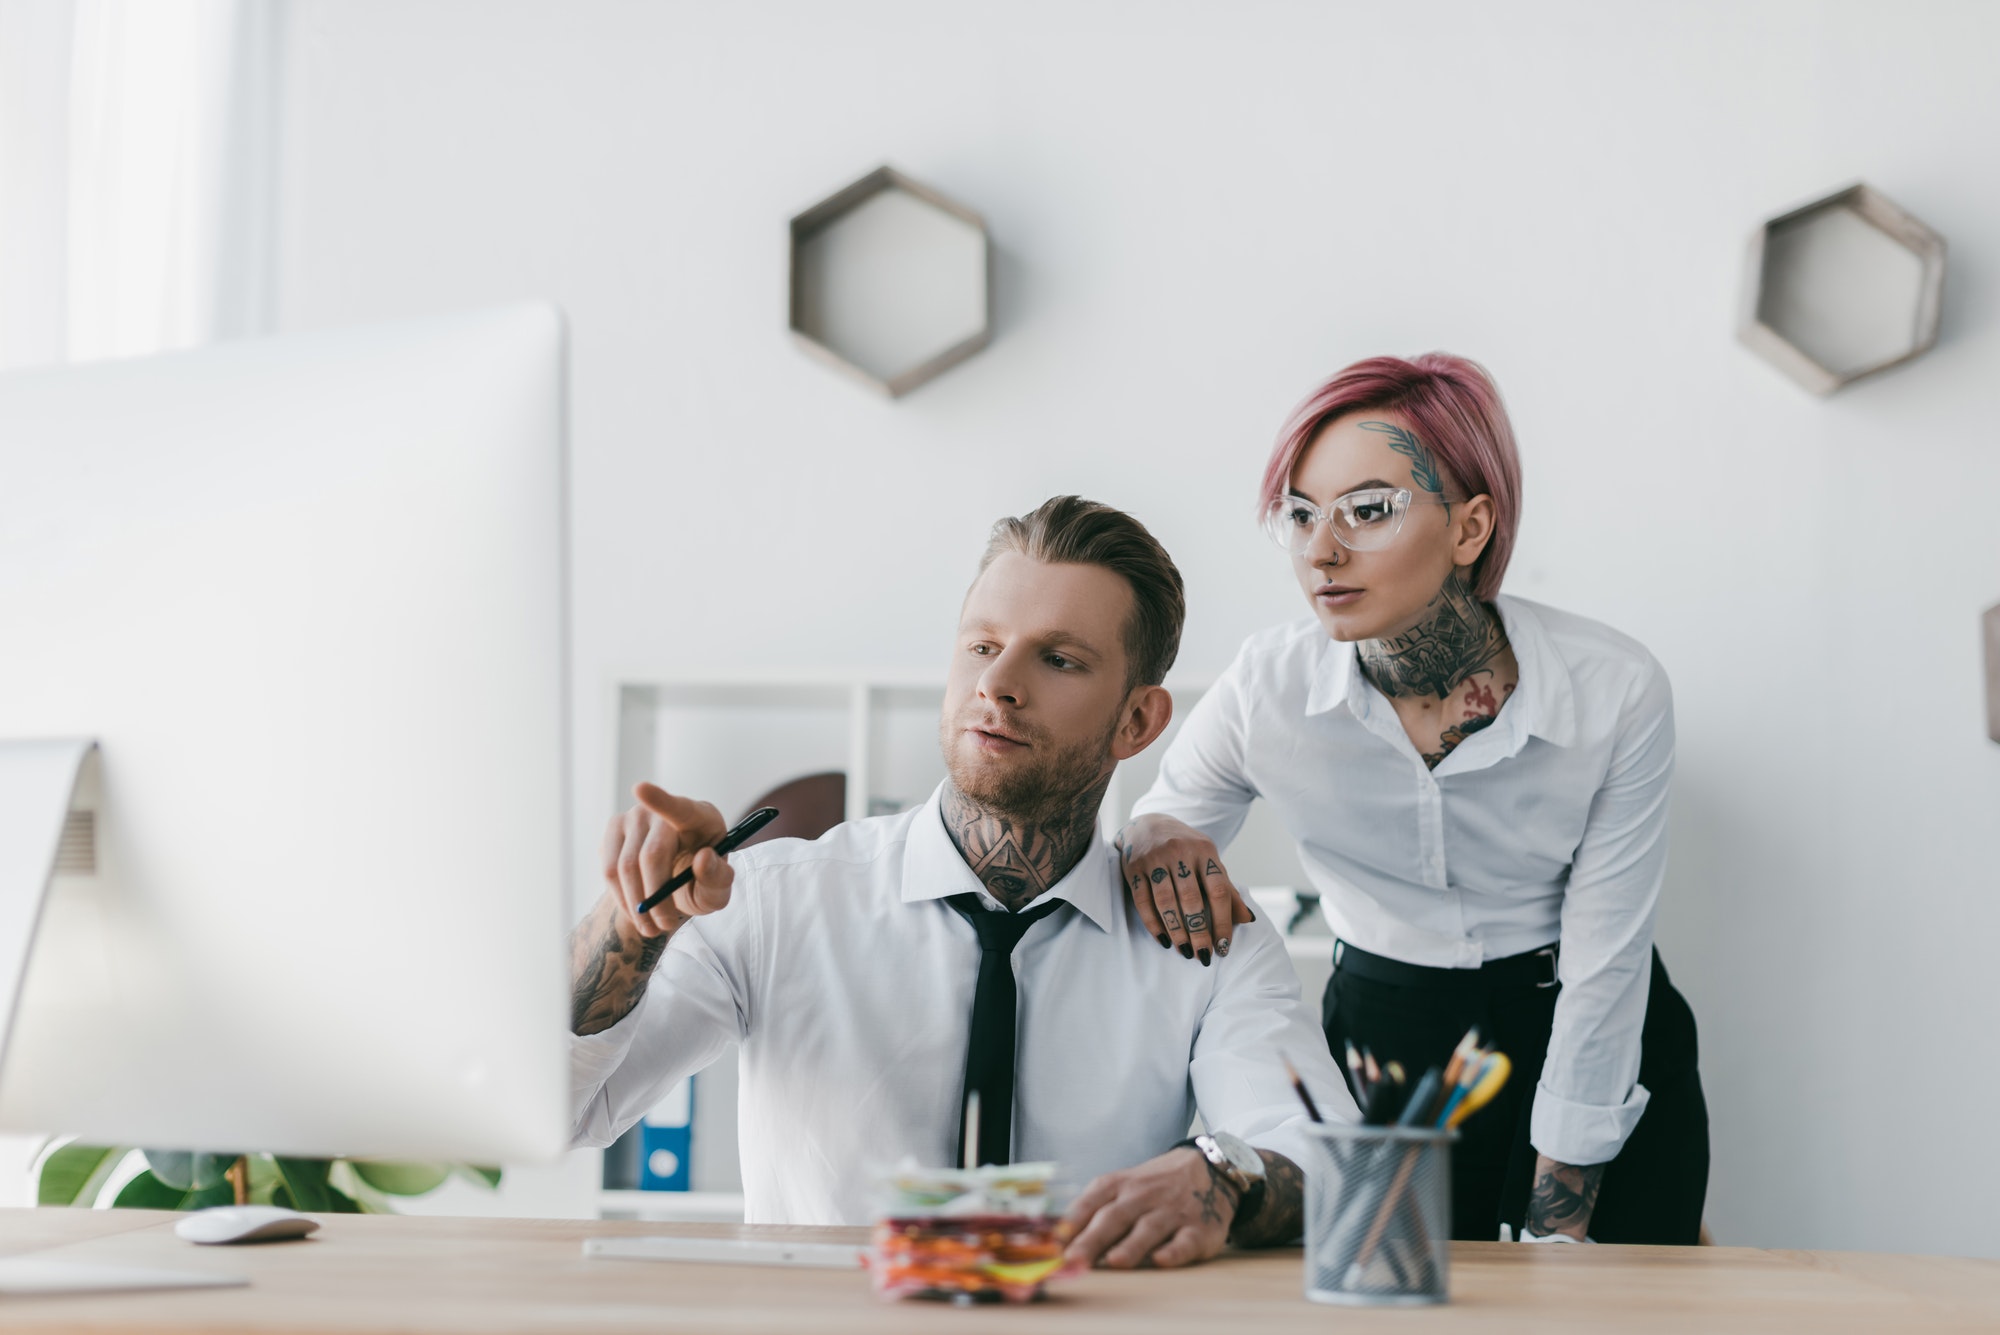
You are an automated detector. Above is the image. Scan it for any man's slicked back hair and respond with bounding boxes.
[976,496,1185,689]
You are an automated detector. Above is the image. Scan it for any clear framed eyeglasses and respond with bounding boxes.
[1260,488,1454,555]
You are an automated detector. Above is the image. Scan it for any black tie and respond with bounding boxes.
[947,893,1067,1167]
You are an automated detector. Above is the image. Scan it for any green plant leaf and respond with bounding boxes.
[349,1161,450,1197]
[192,1153,237,1190]
[37,1143,124,1207]
[112,1170,233,1211]
[323,1186,364,1214]
[458,1164,503,1190]
[142,1150,238,1193]
[271,1157,335,1213]
[142,1150,192,1191]
[246,1155,282,1206]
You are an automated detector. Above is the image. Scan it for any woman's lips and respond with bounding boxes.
[1315,586,1364,608]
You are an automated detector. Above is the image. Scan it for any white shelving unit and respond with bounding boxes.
[520,675,1324,1223]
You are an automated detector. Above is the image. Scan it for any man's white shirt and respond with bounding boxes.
[569,786,1356,1225]
[1133,595,1673,1167]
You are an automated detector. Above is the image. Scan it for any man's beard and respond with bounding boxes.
[939,707,1117,825]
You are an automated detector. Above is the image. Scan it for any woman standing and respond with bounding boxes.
[1118,355,1707,1244]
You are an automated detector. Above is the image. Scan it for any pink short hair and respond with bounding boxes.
[1257,353,1523,601]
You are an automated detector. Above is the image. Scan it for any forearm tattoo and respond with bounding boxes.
[1230,1151,1307,1248]
[1357,567,1509,701]
[569,896,672,1036]
[941,776,1107,913]
[1525,1158,1606,1239]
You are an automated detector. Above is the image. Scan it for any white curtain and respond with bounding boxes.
[0,0,77,369]
[0,0,283,1205]
[0,0,282,371]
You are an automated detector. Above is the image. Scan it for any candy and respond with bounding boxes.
[868,1161,1080,1303]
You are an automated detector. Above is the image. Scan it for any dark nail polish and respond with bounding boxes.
[1179,943,1193,959]
[1198,949,1211,967]
[1157,933,1172,948]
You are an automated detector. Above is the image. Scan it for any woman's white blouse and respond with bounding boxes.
[1133,595,1674,1167]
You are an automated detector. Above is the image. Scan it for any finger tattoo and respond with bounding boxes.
[1161,909,1181,930]
[1206,859,1222,876]
[1177,861,1191,877]
[1150,867,1168,884]
[1184,911,1209,933]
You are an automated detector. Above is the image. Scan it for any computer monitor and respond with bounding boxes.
[0,305,572,1164]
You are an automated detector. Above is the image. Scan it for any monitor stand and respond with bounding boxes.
[0,739,95,1081]
[0,739,253,1292]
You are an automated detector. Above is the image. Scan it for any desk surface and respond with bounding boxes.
[3,1209,1999,1334]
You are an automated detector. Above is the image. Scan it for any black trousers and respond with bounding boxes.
[1321,944,1709,1244]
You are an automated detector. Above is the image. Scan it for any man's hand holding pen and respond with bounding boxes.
[603,782,738,938]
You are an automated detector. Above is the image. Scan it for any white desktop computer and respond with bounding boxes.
[0,306,572,1167]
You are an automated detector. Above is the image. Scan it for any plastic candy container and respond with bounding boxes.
[869,1162,1080,1304]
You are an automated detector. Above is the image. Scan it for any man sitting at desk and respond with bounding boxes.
[568,496,1355,1269]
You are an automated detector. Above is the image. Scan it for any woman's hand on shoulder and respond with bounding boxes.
[1114,814,1254,966]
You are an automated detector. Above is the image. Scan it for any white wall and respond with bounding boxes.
[273,0,2000,1256]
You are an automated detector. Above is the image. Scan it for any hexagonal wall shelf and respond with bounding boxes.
[788,166,991,399]
[1738,182,1945,396]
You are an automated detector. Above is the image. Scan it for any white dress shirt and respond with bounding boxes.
[569,785,1356,1225]
[1132,595,1673,1167]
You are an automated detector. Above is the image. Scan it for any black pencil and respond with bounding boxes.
[1282,1054,1325,1124]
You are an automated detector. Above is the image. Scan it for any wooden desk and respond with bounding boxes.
[2,1209,1998,1334]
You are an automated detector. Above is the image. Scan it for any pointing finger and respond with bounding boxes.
[633,783,725,843]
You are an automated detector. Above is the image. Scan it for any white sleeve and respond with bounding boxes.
[1131,644,1260,851]
[567,906,754,1149]
[1188,922,1357,1236]
[1530,658,1674,1167]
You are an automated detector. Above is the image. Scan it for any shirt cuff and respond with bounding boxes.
[567,1003,645,1145]
[1528,1079,1650,1166]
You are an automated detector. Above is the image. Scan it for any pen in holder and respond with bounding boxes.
[1302,1121,1453,1306]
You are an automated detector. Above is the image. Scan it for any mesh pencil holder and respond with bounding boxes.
[1301,1122,1454,1306]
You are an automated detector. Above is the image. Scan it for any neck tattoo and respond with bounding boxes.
[940,778,1107,913]
[1357,568,1509,701]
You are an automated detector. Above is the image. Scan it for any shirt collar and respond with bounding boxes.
[1300,594,1576,748]
[1491,595,1577,748]
[900,784,1121,933]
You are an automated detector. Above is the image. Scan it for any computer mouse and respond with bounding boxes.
[174,1205,320,1245]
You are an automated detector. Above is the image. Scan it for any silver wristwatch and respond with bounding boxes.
[1184,1130,1267,1224]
